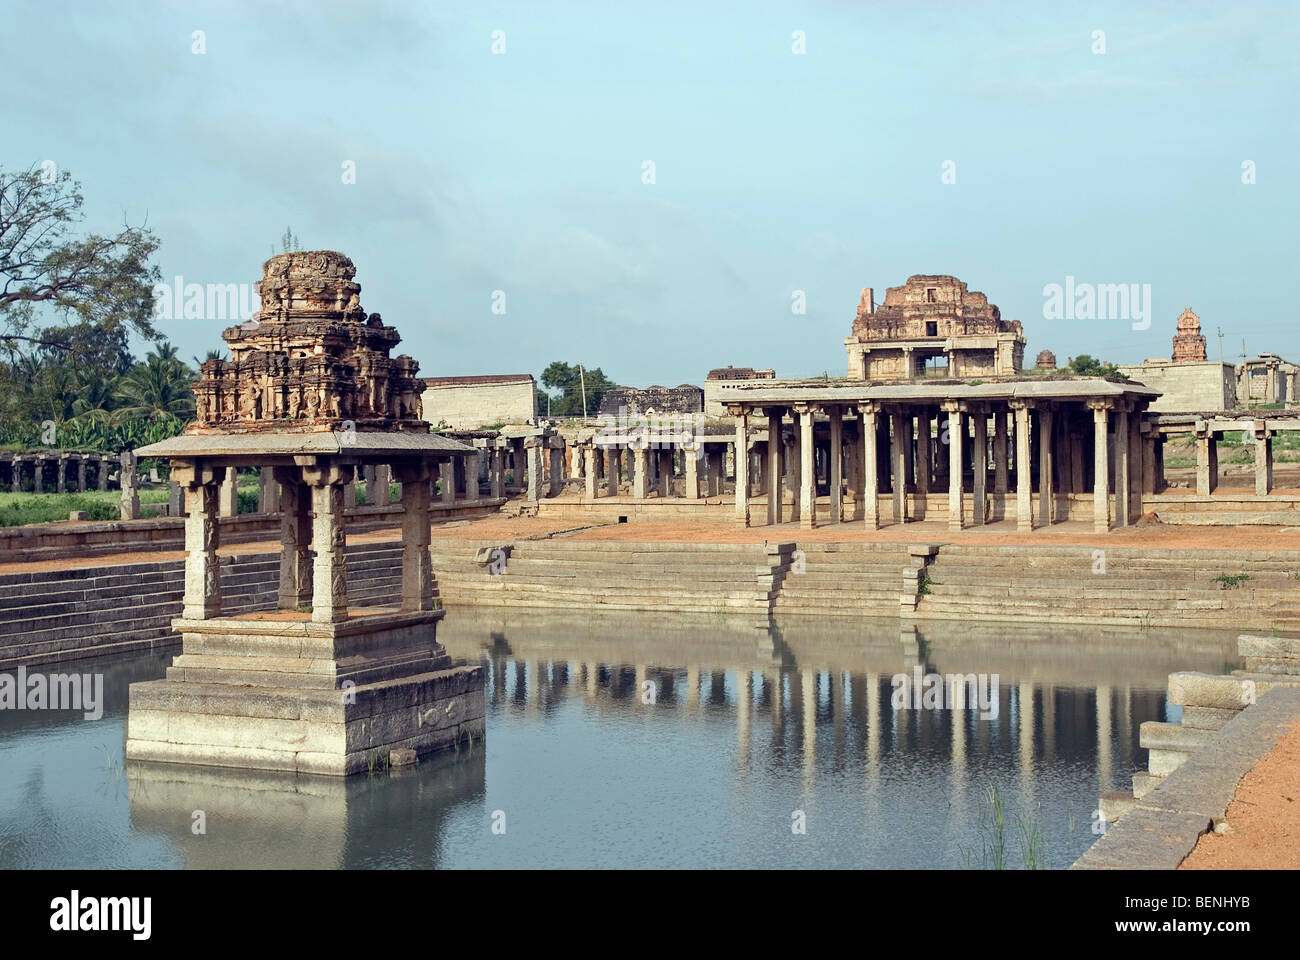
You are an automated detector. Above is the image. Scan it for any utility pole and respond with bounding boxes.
[578,364,588,419]
[1217,327,1224,364]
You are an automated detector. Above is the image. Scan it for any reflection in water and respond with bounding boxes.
[0,611,1239,869]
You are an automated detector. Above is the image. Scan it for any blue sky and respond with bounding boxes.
[7,1,1297,385]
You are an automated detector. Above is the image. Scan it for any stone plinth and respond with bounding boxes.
[126,608,483,777]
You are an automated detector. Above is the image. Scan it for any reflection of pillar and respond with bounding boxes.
[734,412,750,526]
[865,671,880,781]
[179,468,222,620]
[801,669,816,782]
[951,686,966,803]
[1096,683,1112,793]
[1018,681,1034,796]
[585,662,598,699]
[737,670,751,769]
[1041,683,1056,764]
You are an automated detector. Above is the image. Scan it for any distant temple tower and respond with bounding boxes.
[1171,307,1207,362]
[844,275,1025,380]
[1035,350,1057,370]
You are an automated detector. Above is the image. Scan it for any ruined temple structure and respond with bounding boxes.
[844,275,1025,380]
[191,251,426,431]
[127,251,483,776]
[1171,307,1207,363]
[598,384,704,418]
[1035,350,1058,371]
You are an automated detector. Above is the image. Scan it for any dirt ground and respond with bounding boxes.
[1179,718,1300,870]
[6,511,1300,577]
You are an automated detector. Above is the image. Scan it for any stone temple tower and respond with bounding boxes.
[1171,307,1207,362]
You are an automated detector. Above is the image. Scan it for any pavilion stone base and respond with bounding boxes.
[126,609,484,777]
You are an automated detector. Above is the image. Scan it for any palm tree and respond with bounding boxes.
[113,342,196,423]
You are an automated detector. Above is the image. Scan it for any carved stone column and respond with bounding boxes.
[491,447,506,499]
[971,406,987,526]
[1037,405,1054,527]
[797,404,816,528]
[828,405,843,523]
[219,468,239,517]
[441,457,456,505]
[119,451,140,520]
[584,445,599,500]
[1089,402,1111,534]
[174,462,223,620]
[943,402,963,531]
[684,444,701,499]
[633,444,650,499]
[303,463,350,623]
[274,467,312,610]
[862,403,879,530]
[76,456,87,492]
[766,408,783,525]
[1254,422,1273,496]
[395,463,434,611]
[890,409,908,525]
[732,408,749,527]
[1012,401,1031,531]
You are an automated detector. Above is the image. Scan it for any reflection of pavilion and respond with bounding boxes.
[126,751,486,868]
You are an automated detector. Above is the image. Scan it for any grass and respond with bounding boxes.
[1213,573,1251,590]
[960,781,1047,870]
[0,489,168,527]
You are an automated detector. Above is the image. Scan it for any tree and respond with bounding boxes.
[0,164,160,354]
[1067,354,1128,379]
[539,361,618,417]
[113,342,196,422]
[280,226,301,253]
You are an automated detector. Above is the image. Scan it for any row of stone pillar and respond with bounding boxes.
[1,452,118,494]
[733,401,1152,533]
[1192,422,1282,497]
[581,444,728,500]
[177,461,441,625]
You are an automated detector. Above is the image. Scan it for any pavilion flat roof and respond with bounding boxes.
[135,430,475,460]
[715,375,1158,406]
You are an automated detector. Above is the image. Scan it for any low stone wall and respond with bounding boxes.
[0,499,504,564]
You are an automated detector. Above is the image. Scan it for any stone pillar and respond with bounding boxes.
[1127,410,1143,521]
[584,446,599,499]
[972,408,987,526]
[944,403,963,531]
[274,468,312,611]
[606,448,620,497]
[98,456,109,492]
[465,451,482,502]
[798,406,816,528]
[57,455,67,493]
[168,480,182,517]
[734,411,750,526]
[993,410,1008,513]
[915,410,930,521]
[372,463,392,507]
[525,440,544,502]
[684,445,700,499]
[656,448,672,498]
[1114,408,1130,527]
[119,451,140,520]
[1195,426,1214,496]
[1091,403,1111,533]
[828,405,843,523]
[343,466,357,509]
[491,447,506,499]
[1254,424,1273,496]
[33,454,43,493]
[76,456,87,492]
[305,467,349,623]
[862,404,879,529]
[549,445,563,497]
[891,409,908,525]
[218,468,239,517]
[787,428,801,524]
[10,456,20,493]
[441,458,456,505]
[707,447,723,497]
[178,466,222,620]
[633,445,650,499]
[1037,406,1054,527]
[395,464,434,611]
[258,467,279,514]
[766,409,783,525]
[1013,402,1031,531]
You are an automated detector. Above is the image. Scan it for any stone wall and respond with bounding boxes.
[421,375,536,429]
[1117,360,1237,412]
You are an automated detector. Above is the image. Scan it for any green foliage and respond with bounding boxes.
[538,361,618,418]
[1213,573,1250,590]
[0,489,167,527]
[280,226,301,254]
[1066,354,1128,380]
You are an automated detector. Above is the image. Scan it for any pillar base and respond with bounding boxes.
[125,609,485,777]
